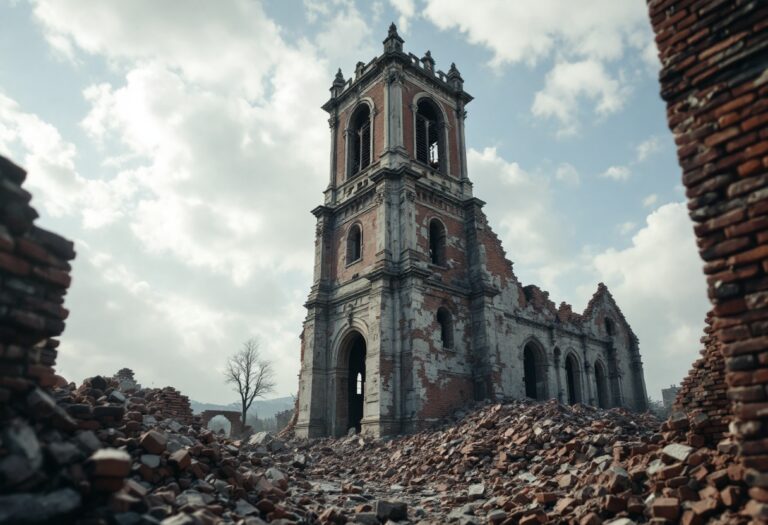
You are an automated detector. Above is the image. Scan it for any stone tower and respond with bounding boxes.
[296,25,647,438]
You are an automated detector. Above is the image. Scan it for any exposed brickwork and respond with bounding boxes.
[647,0,768,519]
[148,386,193,425]
[297,26,647,439]
[0,155,75,409]
[673,311,730,446]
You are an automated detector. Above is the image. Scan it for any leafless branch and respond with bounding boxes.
[224,337,275,435]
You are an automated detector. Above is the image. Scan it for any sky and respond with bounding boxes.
[0,0,710,404]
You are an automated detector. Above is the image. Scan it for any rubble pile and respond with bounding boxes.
[52,375,195,433]
[2,371,321,524]
[671,312,730,446]
[301,400,756,524]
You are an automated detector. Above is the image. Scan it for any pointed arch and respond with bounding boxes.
[564,352,583,405]
[594,359,610,409]
[522,339,548,400]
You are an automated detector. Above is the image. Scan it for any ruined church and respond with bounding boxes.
[296,26,648,438]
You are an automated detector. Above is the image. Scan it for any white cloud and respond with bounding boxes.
[33,0,285,101]
[555,162,580,185]
[0,92,135,228]
[469,147,574,292]
[532,60,628,135]
[591,202,709,398]
[600,165,631,181]
[423,0,647,67]
[21,0,376,401]
[389,0,415,32]
[422,0,648,135]
[617,221,636,235]
[636,135,663,162]
[642,193,658,207]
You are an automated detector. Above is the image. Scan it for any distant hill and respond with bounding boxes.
[190,396,294,419]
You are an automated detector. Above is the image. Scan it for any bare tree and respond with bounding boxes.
[224,338,275,434]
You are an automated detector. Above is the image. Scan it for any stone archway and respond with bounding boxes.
[334,330,367,436]
[200,410,244,436]
[564,353,582,405]
[207,414,232,436]
[523,341,548,400]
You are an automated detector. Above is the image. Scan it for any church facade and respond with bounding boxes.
[295,25,647,438]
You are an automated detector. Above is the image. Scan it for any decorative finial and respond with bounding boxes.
[421,50,435,72]
[330,68,346,97]
[447,62,464,90]
[383,22,404,52]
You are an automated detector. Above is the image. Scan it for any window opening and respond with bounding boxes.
[429,219,446,265]
[437,308,453,349]
[416,99,442,170]
[347,224,362,264]
[350,105,371,177]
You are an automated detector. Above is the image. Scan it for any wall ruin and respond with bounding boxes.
[647,0,768,515]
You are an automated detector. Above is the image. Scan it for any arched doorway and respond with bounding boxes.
[564,353,582,405]
[594,360,609,409]
[523,342,547,400]
[338,330,366,435]
[207,414,231,436]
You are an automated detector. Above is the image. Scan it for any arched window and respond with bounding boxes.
[605,317,615,336]
[429,219,446,266]
[436,308,453,349]
[349,104,371,177]
[346,224,362,264]
[564,353,582,405]
[415,98,443,171]
[523,342,548,400]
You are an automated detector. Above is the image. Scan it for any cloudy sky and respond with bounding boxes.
[0,0,709,404]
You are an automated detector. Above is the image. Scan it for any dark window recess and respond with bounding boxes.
[415,99,442,170]
[347,224,362,264]
[350,105,371,177]
[429,219,446,265]
[437,308,453,349]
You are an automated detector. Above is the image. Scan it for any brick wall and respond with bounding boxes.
[647,0,768,506]
[0,155,75,411]
[673,311,730,446]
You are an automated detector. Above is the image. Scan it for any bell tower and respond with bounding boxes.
[296,24,487,438]
[295,25,647,439]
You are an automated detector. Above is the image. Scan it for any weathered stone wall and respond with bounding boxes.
[297,28,649,438]
[647,0,768,515]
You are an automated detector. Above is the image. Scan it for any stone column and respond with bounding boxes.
[455,103,472,198]
[325,113,339,205]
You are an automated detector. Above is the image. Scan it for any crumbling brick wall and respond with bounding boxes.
[673,311,730,446]
[647,0,768,501]
[0,155,76,413]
